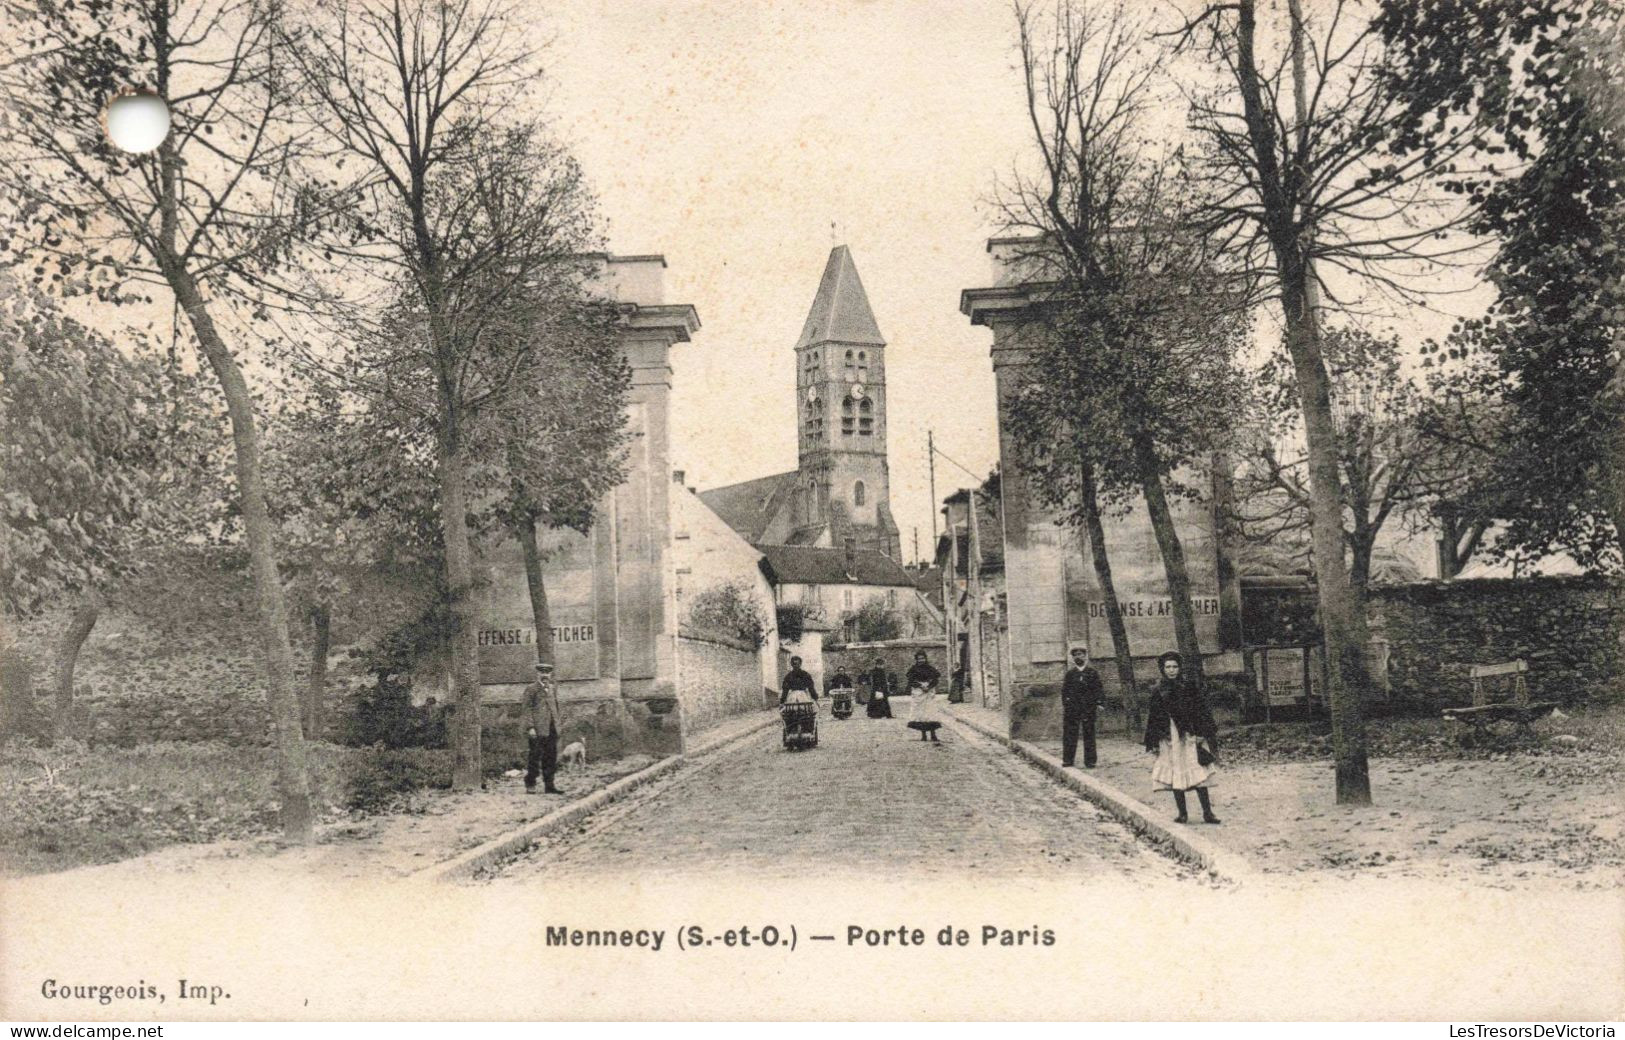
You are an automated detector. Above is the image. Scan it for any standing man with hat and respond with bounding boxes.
[524,661,564,795]
[1061,645,1103,768]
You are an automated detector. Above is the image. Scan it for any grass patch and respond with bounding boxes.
[0,740,451,876]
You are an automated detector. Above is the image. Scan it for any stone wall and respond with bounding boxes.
[823,639,950,693]
[677,633,769,738]
[1,605,313,746]
[1367,576,1624,709]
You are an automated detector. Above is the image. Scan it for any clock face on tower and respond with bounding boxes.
[805,386,819,404]
[850,382,866,400]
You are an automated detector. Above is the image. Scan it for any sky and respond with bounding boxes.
[534,0,1040,564]
[60,0,1501,572]
[529,0,1500,570]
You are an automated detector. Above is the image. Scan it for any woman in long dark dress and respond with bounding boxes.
[865,657,892,718]
[1143,651,1221,824]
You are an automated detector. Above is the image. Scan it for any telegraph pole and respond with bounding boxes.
[967,478,982,706]
[929,431,951,674]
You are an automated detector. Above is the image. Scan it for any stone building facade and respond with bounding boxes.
[959,237,1243,741]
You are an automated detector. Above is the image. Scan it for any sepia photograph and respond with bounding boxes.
[0,0,1621,1023]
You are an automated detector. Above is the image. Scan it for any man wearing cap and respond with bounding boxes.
[1061,646,1103,768]
[523,660,564,795]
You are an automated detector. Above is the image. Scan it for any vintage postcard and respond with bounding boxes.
[1,0,1621,1023]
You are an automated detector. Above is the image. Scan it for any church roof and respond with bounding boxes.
[697,471,798,543]
[795,245,886,349]
[755,543,918,588]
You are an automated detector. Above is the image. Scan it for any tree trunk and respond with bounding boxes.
[51,593,101,744]
[1349,528,1374,604]
[1283,272,1373,805]
[1210,452,1246,651]
[1079,461,1140,733]
[1608,453,1625,566]
[146,11,310,836]
[1234,0,1372,806]
[1132,433,1204,681]
[306,603,331,740]
[1610,343,1625,562]
[437,419,484,791]
[170,271,315,838]
[1436,511,1488,579]
[518,516,557,670]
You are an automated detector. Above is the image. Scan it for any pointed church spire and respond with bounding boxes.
[795,245,886,349]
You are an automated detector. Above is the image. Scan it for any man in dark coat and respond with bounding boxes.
[1061,646,1104,768]
[780,656,817,704]
[523,661,564,795]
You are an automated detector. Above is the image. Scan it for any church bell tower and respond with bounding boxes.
[792,246,901,559]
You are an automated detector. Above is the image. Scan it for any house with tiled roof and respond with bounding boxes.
[758,541,940,643]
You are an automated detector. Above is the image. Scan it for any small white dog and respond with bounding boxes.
[559,738,587,770]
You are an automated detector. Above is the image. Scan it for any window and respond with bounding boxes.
[845,349,854,361]
[844,589,854,609]
[887,589,897,608]
[853,480,866,506]
[805,397,824,440]
[858,351,867,362]
[841,398,855,435]
[858,398,873,436]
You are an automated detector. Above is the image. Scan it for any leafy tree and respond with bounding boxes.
[1164,0,1482,804]
[683,581,770,650]
[775,603,822,645]
[843,600,904,644]
[0,0,337,835]
[290,3,608,788]
[1378,0,1624,572]
[259,382,449,739]
[998,0,1250,694]
[0,283,214,740]
[485,288,632,677]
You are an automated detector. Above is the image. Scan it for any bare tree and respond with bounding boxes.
[290,0,603,789]
[1237,326,1436,596]
[0,0,339,837]
[1165,0,1481,804]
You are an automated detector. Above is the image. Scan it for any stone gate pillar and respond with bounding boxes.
[599,256,701,757]
[961,237,1234,743]
[469,254,699,765]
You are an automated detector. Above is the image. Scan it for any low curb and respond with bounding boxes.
[421,710,778,882]
[945,708,1254,883]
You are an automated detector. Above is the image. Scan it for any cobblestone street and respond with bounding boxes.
[498,702,1191,881]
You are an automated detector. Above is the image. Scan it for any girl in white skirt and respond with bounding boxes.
[906,680,943,742]
[1143,651,1220,824]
